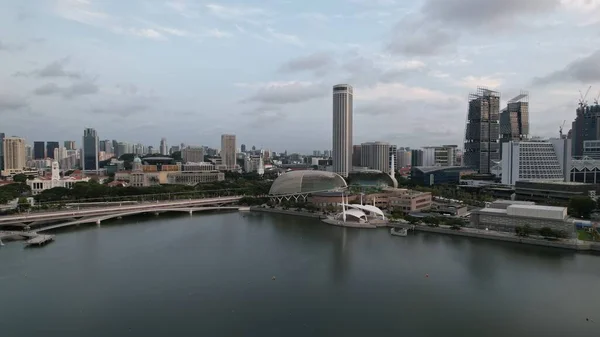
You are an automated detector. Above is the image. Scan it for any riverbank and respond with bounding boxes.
[249,206,324,219]
[412,225,600,252]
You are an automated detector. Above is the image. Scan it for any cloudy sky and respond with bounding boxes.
[1,0,599,153]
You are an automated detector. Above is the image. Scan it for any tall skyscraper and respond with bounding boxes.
[332,84,353,177]
[33,141,45,159]
[411,149,424,167]
[464,87,500,174]
[571,99,600,158]
[500,92,529,156]
[241,144,247,153]
[352,145,362,167]
[82,128,99,171]
[221,134,236,171]
[64,140,76,150]
[397,147,412,168]
[0,132,4,172]
[361,142,391,174]
[160,138,168,156]
[46,141,59,160]
[112,140,119,157]
[389,145,397,173]
[2,137,26,175]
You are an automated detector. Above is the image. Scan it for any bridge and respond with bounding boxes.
[0,196,243,228]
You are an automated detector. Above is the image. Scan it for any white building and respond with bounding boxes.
[244,155,264,175]
[422,145,457,167]
[501,138,571,186]
[27,161,90,195]
[332,84,353,177]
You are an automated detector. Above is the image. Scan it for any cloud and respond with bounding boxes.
[356,82,460,102]
[205,3,270,24]
[15,57,83,79]
[349,0,397,6]
[266,28,303,47]
[0,95,29,112]
[457,75,504,89]
[33,81,99,99]
[204,28,233,39]
[387,19,458,56]
[421,0,559,28]
[239,81,326,105]
[533,50,600,85]
[297,12,329,22]
[0,40,24,52]
[91,102,149,117]
[279,52,334,74]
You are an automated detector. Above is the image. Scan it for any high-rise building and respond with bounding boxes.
[464,87,500,174]
[411,149,424,167]
[182,146,205,163]
[332,84,353,177]
[571,100,600,158]
[397,147,411,168]
[64,140,76,150]
[160,138,168,156]
[500,92,529,156]
[389,145,397,173]
[46,142,59,160]
[361,142,390,174]
[221,134,236,170]
[241,144,247,153]
[2,137,26,176]
[352,145,362,167]
[112,140,119,157]
[423,145,457,167]
[25,144,32,161]
[501,138,571,185]
[0,132,4,172]
[33,141,45,159]
[82,128,99,171]
[54,147,67,160]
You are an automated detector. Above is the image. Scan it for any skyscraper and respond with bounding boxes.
[332,84,353,177]
[2,137,26,175]
[82,128,99,171]
[411,149,424,167]
[0,132,4,172]
[352,145,361,167]
[389,145,397,173]
[33,141,45,159]
[571,100,600,158]
[361,142,390,174]
[241,144,246,153]
[500,92,529,156]
[160,138,168,155]
[221,134,236,171]
[464,87,500,174]
[64,141,76,150]
[46,141,59,160]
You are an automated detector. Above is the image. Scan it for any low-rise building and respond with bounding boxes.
[515,181,598,204]
[27,161,90,195]
[470,200,574,235]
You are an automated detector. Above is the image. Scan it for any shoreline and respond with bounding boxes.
[250,207,600,252]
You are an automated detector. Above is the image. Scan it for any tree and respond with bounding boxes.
[17,197,31,212]
[568,196,596,219]
[12,174,28,183]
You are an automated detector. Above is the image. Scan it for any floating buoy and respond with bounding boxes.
[425,274,429,278]
[272,276,276,280]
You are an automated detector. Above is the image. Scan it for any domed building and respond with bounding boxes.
[269,170,347,203]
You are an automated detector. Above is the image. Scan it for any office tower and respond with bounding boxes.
[464,87,500,174]
[389,145,397,173]
[46,142,59,160]
[252,145,256,151]
[423,145,458,167]
[221,134,236,170]
[25,144,32,161]
[64,140,76,150]
[352,145,362,167]
[313,150,322,157]
[160,138,168,156]
[361,142,391,174]
[0,132,4,172]
[112,140,119,157]
[411,149,424,167]
[182,146,205,163]
[169,145,180,155]
[332,84,353,177]
[500,92,529,156]
[241,144,247,153]
[397,147,411,168]
[33,141,45,159]
[323,150,332,158]
[571,98,600,158]
[2,137,26,175]
[82,128,99,171]
[54,147,67,160]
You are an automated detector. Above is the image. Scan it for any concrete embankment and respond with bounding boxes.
[413,225,594,251]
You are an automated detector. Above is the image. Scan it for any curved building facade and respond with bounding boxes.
[269,170,347,200]
[333,84,353,177]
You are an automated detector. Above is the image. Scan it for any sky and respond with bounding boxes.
[1,0,600,153]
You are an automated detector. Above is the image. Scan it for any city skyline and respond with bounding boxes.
[1,0,600,152]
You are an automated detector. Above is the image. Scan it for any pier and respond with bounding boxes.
[25,235,55,247]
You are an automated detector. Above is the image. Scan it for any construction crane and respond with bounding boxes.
[579,86,592,107]
[595,90,600,105]
[559,120,566,138]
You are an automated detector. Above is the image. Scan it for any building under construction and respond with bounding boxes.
[571,87,600,158]
[499,92,530,156]
[464,87,501,174]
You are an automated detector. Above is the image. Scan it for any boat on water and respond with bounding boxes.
[390,228,408,237]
